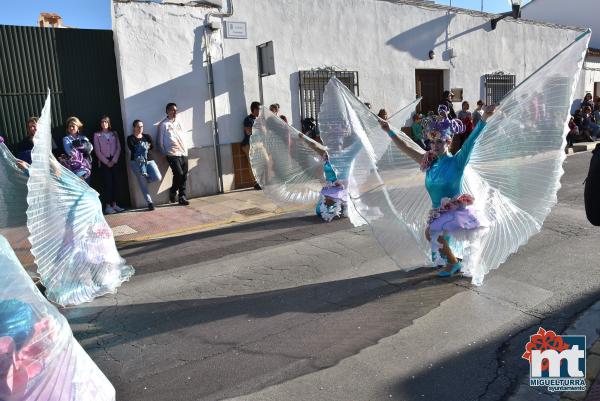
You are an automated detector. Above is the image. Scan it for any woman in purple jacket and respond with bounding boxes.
[93,115,123,214]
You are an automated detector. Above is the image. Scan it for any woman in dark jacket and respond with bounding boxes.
[126,120,162,211]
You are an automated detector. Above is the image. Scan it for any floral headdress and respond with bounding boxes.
[419,108,466,171]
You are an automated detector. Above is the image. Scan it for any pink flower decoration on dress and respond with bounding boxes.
[0,317,56,399]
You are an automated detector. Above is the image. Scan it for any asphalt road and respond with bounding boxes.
[64,151,600,401]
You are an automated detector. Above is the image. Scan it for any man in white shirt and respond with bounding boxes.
[158,102,189,205]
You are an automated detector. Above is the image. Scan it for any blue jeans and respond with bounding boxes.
[129,160,161,203]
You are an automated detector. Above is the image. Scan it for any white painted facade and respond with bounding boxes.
[522,0,600,100]
[112,0,583,206]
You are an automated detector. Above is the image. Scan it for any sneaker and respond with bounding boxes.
[254,183,262,190]
[178,196,190,206]
[104,206,116,215]
[169,192,177,203]
[147,202,155,211]
[113,205,125,213]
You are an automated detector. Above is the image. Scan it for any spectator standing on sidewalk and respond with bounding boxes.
[127,120,162,211]
[15,117,38,164]
[457,101,472,121]
[411,113,426,150]
[438,90,457,119]
[94,115,124,215]
[472,100,484,126]
[158,102,190,205]
[62,116,93,183]
[242,101,261,190]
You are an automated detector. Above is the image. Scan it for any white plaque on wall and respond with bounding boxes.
[225,21,247,39]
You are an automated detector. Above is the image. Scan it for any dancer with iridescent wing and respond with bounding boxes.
[330,30,590,285]
[26,93,134,306]
[0,234,116,400]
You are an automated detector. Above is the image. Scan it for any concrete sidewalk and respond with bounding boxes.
[106,188,309,244]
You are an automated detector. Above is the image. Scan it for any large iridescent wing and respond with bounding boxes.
[319,78,431,264]
[0,235,116,400]
[0,142,31,261]
[462,30,591,283]
[0,143,28,228]
[388,97,422,129]
[249,106,325,205]
[26,93,134,306]
[379,96,423,175]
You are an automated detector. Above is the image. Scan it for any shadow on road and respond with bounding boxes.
[391,288,600,401]
[118,213,357,275]
[67,267,466,401]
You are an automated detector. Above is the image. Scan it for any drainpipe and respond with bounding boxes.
[204,0,234,194]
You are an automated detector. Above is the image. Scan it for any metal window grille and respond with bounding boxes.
[299,70,359,122]
[484,73,516,104]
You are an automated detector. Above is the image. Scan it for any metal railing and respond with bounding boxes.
[485,72,516,104]
[299,70,359,122]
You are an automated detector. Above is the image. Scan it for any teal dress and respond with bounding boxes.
[425,121,487,208]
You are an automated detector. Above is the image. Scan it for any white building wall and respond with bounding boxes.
[112,0,583,206]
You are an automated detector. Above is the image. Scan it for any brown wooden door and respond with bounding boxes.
[415,70,444,114]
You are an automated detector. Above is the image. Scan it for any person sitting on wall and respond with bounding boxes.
[567,116,593,147]
[158,102,190,205]
[581,105,599,140]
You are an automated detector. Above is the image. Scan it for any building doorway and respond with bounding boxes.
[415,70,444,115]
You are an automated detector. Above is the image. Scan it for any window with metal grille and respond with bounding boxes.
[484,72,516,104]
[299,70,359,122]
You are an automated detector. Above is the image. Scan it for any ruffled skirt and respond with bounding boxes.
[427,195,489,285]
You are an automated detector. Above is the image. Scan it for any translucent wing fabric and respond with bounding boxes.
[26,94,134,306]
[0,143,31,257]
[319,78,431,267]
[327,31,590,284]
[0,143,28,228]
[461,30,591,283]
[0,235,116,401]
[250,106,325,205]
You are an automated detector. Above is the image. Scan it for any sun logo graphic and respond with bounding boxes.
[522,327,586,392]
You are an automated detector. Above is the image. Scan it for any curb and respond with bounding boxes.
[114,205,306,245]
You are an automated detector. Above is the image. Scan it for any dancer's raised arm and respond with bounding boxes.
[379,120,422,164]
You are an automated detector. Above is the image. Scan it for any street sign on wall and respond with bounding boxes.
[224,21,247,39]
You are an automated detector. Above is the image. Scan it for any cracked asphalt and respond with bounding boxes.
[62,152,600,401]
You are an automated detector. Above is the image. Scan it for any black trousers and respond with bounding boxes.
[166,155,188,198]
[99,162,119,205]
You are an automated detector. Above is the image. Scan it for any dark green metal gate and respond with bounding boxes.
[0,25,130,206]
